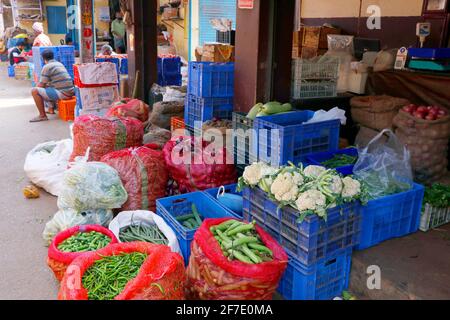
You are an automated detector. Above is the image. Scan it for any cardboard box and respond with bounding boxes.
[201,44,235,63]
[75,85,119,116]
[162,7,178,20]
[293,29,304,48]
[302,27,321,48]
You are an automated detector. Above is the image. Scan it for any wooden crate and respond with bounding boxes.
[301,26,341,49]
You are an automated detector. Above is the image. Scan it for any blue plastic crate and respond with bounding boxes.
[356,183,425,250]
[157,56,181,76]
[33,46,75,78]
[243,187,361,266]
[7,65,15,77]
[157,73,182,86]
[277,249,352,300]
[204,184,243,217]
[188,62,234,98]
[156,192,240,265]
[120,58,128,74]
[307,148,358,176]
[185,94,233,128]
[232,112,257,169]
[252,111,340,167]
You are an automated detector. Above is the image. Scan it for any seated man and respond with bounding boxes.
[30,49,74,122]
[98,44,117,57]
[8,39,26,66]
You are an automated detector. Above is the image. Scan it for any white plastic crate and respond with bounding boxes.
[291,80,337,99]
[292,57,340,81]
[420,204,450,232]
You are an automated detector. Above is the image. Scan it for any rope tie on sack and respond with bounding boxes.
[112,117,127,150]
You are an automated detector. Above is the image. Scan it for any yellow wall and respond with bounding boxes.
[158,1,190,60]
[300,0,424,18]
[94,0,111,37]
[43,0,67,45]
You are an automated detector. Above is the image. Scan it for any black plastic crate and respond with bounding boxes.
[216,30,236,45]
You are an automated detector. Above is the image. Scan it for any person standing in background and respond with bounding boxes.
[32,22,52,47]
[111,11,126,53]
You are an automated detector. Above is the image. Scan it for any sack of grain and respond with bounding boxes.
[351,95,410,130]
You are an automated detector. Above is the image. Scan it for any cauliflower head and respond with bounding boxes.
[242,162,266,186]
[328,175,343,194]
[342,177,361,198]
[270,172,302,202]
[303,165,327,179]
[295,189,327,212]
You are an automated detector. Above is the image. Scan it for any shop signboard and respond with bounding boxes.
[238,0,254,9]
[80,0,95,63]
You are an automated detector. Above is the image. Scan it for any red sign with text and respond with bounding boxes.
[238,0,254,9]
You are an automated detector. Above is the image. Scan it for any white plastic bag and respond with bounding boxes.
[57,161,128,211]
[163,86,186,103]
[42,208,113,246]
[305,107,347,125]
[108,210,181,255]
[353,129,414,200]
[23,139,73,196]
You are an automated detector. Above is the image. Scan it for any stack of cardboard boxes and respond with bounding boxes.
[292,26,341,59]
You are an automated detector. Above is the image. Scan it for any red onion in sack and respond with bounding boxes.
[163,136,237,193]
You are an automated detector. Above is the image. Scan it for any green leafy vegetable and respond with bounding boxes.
[321,154,357,168]
[424,184,450,208]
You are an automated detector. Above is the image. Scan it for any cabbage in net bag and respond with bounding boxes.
[186,218,288,300]
[354,129,414,199]
[57,162,128,212]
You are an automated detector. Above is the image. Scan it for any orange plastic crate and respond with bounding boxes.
[58,97,76,122]
[171,116,185,132]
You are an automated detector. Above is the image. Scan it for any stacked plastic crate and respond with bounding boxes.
[291,57,339,100]
[33,46,75,79]
[185,62,234,134]
[73,62,119,117]
[157,56,182,86]
[242,186,361,300]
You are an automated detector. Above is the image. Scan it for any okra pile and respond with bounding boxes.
[210,220,273,264]
[82,252,147,300]
[119,224,168,245]
[175,203,203,230]
[57,231,111,253]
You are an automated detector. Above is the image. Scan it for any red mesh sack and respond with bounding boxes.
[107,98,150,122]
[163,136,237,193]
[186,218,288,300]
[70,115,144,162]
[47,225,118,282]
[58,242,185,300]
[101,144,169,212]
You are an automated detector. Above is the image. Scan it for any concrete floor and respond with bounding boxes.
[0,64,66,299]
